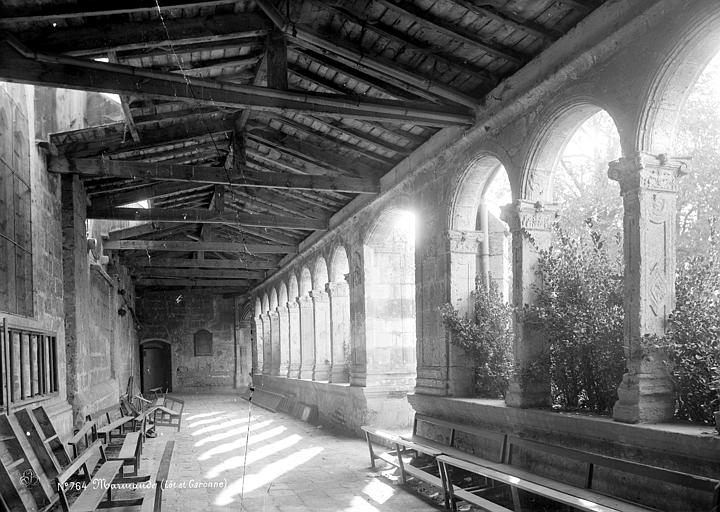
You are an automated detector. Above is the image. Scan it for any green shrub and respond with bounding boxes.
[651,232,720,424]
[440,279,513,398]
[527,223,625,414]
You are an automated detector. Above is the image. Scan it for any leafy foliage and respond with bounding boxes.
[440,280,513,398]
[527,222,625,414]
[650,231,720,424]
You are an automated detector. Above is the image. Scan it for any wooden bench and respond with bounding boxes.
[147,440,175,512]
[67,419,98,459]
[56,439,150,512]
[107,431,142,477]
[89,404,136,445]
[361,425,449,507]
[400,414,720,512]
[151,396,184,433]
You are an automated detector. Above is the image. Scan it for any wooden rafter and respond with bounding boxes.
[107,222,178,241]
[256,0,477,108]
[89,207,327,230]
[93,182,209,208]
[51,157,379,194]
[373,0,527,66]
[135,278,254,288]
[137,268,265,280]
[0,38,473,126]
[103,239,298,253]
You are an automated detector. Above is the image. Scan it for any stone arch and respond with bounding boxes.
[277,282,290,375]
[254,298,262,318]
[299,267,312,296]
[312,256,329,291]
[330,245,350,283]
[448,152,514,231]
[328,245,351,383]
[638,5,720,154]
[269,288,278,310]
[523,98,622,202]
[261,293,270,313]
[361,207,416,388]
[288,273,299,300]
[278,282,288,305]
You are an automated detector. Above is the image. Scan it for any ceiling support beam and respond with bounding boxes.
[136,278,254,288]
[104,239,297,253]
[108,222,177,241]
[88,207,327,230]
[137,268,265,280]
[94,182,209,208]
[129,258,279,270]
[255,0,478,109]
[0,38,473,126]
[51,157,379,194]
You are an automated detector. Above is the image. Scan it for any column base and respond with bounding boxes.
[329,365,349,384]
[287,364,301,379]
[278,364,289,377]
[613,371,675,423]
[298,365,314,380]
[504,379,550,408]
[313,363,331,382]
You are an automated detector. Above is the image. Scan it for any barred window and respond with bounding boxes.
[194,329,213,356]
[0,86,33,317]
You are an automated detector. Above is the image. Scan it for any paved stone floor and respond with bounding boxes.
[139,394,441,512]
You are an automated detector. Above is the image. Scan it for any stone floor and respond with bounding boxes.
[138,394,441,512]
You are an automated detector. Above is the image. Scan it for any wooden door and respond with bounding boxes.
[141,343,171,394]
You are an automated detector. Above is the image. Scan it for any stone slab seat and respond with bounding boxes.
[55,439,150,512]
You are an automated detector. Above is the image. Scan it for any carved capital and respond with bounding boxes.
[608,152,689,194]
[500,200,558,233]
[309,290,329,303]
[325,281,349,298]
[286,301,299,311]
[446,229,483,254]
[268,310,279,320]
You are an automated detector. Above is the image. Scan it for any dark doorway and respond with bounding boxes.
[140,341,172,394]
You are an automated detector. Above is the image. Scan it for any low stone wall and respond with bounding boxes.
[409,394,720,511]
[258,376,415,435]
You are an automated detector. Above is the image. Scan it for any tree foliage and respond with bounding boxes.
[440,280,513,398]
[526,222,626,414]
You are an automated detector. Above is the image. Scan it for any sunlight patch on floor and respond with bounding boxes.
[188,415,231,429]
[186,411,226,421]
[192,417,257,436]
[213,446,324,506]
[194,419,274,447]
[205,434,303,479]
[198,426,287,461]
[361,479,395,505]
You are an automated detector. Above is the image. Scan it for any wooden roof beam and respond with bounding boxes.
[51,157,379,194]
[0,38,473,126]
[373,0,527,66]
[4,13,271,57]
[137,268,265,280]
[135,278,254,288]
[89,207,327,231]
[256,0,477,108]
[92,182,209,208]
[104,239,298,253]
[129,257,278,270]
[108,222,178,241]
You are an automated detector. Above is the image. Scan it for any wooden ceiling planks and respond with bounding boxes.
[5,0,603,293]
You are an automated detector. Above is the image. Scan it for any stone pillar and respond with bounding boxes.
[445,229,484,396]
[268,310,280,376]
[252,317,262,376]
[287,301,301,378]
[236,319,252,387]
[260,313,272,376]
[327,281,350,383]
[277,306,290,376]
[311,290,331,381]
[609,152,688,423]
[501,200,558,408]
[297,296,315,379]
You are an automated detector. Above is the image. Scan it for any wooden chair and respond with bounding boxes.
[151,396,184,433]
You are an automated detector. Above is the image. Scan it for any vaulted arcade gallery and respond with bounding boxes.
[0,1,719,510]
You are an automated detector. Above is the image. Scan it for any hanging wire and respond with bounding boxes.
[239,384,255,509]
[153,0,258,258]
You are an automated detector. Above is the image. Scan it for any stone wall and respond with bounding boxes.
[137,291,245,393]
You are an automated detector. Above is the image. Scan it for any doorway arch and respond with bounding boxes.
[139,339,172,394]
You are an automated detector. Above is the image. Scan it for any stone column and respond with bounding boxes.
[445,229,484,396]
[501,200,558,408]
[609,152,688,423]
[268,310,280,376]
[252,317,262,376]
[287,301,301,378]
[236,319,252,387]
[260,313,272,376]
[311,290,331,381]
[297,296,315,379]
[277,306,290,376]
[327,281,350,383]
